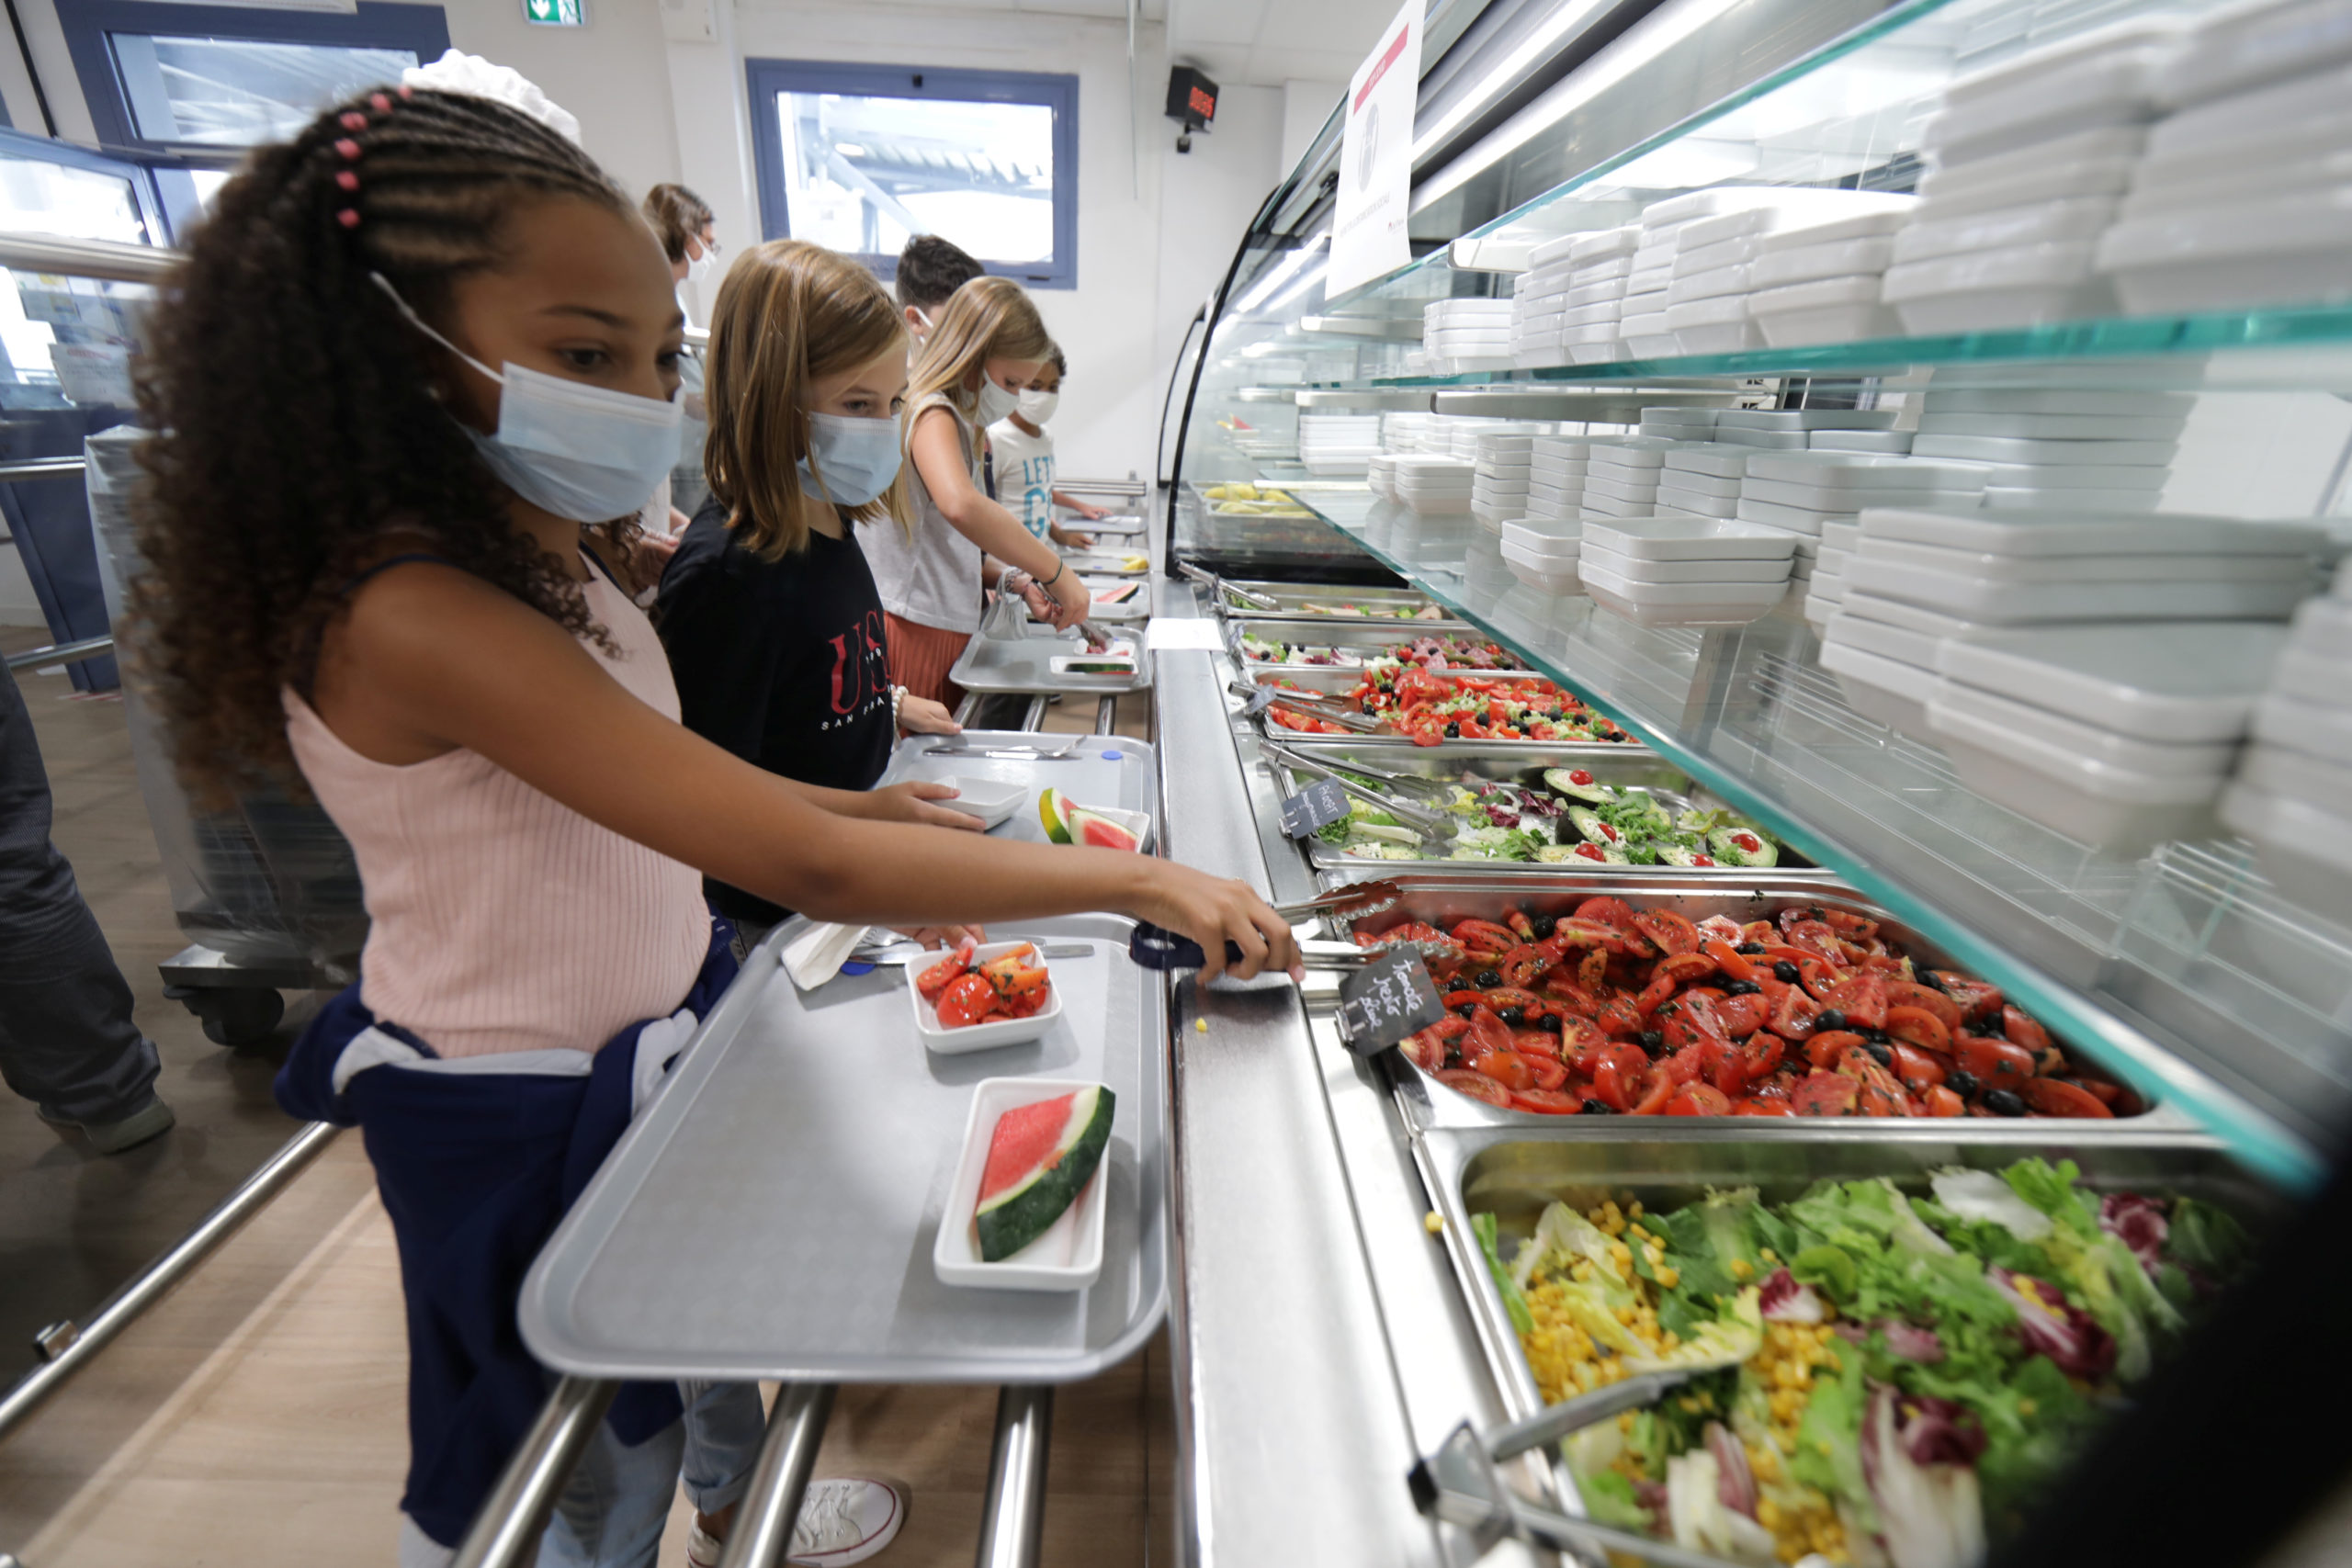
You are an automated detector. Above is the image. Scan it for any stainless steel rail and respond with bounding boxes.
[973,1386,1053,1568]
[718,1383,836,1568]
[1093,694,1118,734]
[0,457,85,481]
[451,1376,619,1568]
[0,1120,338,1441]
[6,635,113,672]
[0,232,175,286]
[1056,475,1148,497]
[1019,694,1049,731]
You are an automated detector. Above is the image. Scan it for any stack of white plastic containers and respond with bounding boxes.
[1296,412,1384,476]
[2098,0,2352,314]
[1656,446,1748,523]
[1511,227,1643,367]
[1641,407,1719,441]
[1391,453,1476,516]
[1585,437,1688,519]
[1651,191,1918,355]
[1523,435,1594,522]
[1749,203,1917,345]
[1908,365,2187,509]
[1581,517,1798,626]
[1919,616,2293,850]
[1472,431,1539,528]
[1423,299,1517,372]
[1817,511,2324,836]
[1883,21,2181,332]
[2222,562,2352,923]
[1737,449,1988,613]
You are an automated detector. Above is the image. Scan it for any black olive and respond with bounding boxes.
[1498,1006,1526,1027]
[1815,1008,1847,1032]
[1537,1013,1563,1033]
[1917,969,1949,993]
[1580,1099,1620,1114]
[1971,1019,2005,1037]
[1724,979,1763,997]
[1453,1002,1477,1020]
[1639,1030,1666,1056]
[1475,969,1503,988]
[1984,1089,2026,1116]
[1530,914,1558,940]
[1946,1069,1981,1098]
[1861,1040,1893,1067]
[1773,961,1800,984]
[1736,942,1768,955]
[1444,722,1461,738]
[1860,1025,1891,1044]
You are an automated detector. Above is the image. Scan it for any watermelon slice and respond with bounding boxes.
[1038,788,1079,844]
[1067,808,1140,852]
[976,1085,1114,1262]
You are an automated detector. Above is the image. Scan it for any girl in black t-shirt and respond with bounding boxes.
[658,239,973,936]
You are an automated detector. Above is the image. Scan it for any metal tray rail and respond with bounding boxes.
[1238,664,1647,758]
[1263,743,1829,879]
[951,622,1156,696]
[1303,873,2195,1139]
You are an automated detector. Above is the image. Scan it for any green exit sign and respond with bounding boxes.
[524,0,586,23]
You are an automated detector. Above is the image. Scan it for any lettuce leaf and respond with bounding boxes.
[1472,1213,1533,1337]
[1578,1469,1657,1532]
[1789,1339,1877,1534]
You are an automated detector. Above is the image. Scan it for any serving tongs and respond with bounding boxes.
[1227,679,1385,735]
[1256,739,1456,845]
[1413,1364,1758,1568]
[1178,560,1281,613]
[1129,879,1455,971]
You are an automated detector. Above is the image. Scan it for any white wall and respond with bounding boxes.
[1280,77,1340,173]
[443,0,684,202]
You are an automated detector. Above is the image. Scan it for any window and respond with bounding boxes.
[747,60,1079,290]
[61,2,449,154]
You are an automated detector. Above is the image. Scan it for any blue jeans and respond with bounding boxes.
[395,1380,765,1568]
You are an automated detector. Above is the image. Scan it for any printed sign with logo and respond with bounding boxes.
[1329,0,1424,299]
[1336,946,1443,1055]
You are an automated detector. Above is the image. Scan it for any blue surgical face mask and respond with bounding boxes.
[372,274,683,524]
[798,410,903,508]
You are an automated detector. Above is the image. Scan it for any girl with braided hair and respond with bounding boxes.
[131,85,1298,1567]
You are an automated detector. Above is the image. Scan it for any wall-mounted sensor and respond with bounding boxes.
[1166,64,1217,153]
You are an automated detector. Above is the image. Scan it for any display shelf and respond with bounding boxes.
[1293,494,2347,1191]
[1288,310,2352,394]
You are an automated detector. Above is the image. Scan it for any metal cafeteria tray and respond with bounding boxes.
[1238,664,1641,757]
[1265,743,1827,878]
[1319,873,2193,1136]
[520,910,1168,1383]
[1227,616,1528,671]
[1074,574,1150,621]
[1057,548,1152,577]
[950,622,1154,696]
[1213,578,1457,625]
[1419,1130,2283,1457]
[877,730,1158,843]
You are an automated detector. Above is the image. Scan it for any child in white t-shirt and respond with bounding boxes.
[986,350,1106,546]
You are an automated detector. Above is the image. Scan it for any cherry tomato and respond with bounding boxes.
[1633,908,1702,956]
[2003,1005,2053,1054]
[1824,972,1891,1030]
[936,972,1005,1029]
[1888,983,1963,1034]
[1575,896,1640,934]
[1923,1085,1966,1118]
[1713,991,1769,1038]
[1500,943,1553,988]
[1836,1053,1913,1117]
[1889,1042,1947,1094]
[1956,1036,2036,1091]
[1475,1051,1537,1091]
[916,938,978,1000]
[1930,971,2004,1021]
[1884,1005,1952,1054]
[1666,1084,1733,1116]
[1433,1068,1511,1107]
[1805,1030,1868,1070]
[1464,1008,1514,1063]
[1510,1029,1562,1061]
[1790,1071,1861,1116]
[1510,1089,1583,1114]
[1527,1055,1570,1092]
[1402,1031,1445,1072]
[2018,1077,2114,1119]
[1770,985,1825,1040]
[1737,1032,1786,1084]
[1629,1066,1676,1115]
[1733,1098,1796,1117]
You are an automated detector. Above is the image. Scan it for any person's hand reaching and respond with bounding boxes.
[868,780,984,831]
[897,695,961,736]
[1041,570,1091,633]
[1127,862,1301,986]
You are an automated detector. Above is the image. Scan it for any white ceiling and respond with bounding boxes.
[894,0,1170,21]
[1164,0,1393,87]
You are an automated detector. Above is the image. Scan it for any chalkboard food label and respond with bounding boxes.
[1337,948,1444,1055]
[1280,777,1352,840]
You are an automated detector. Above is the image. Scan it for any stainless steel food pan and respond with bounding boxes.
[1212,578,1458,625]
[1238,664,1639,758]
[1227,617,1530,672]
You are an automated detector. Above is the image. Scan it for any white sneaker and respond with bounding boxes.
[789,1477,905,1565]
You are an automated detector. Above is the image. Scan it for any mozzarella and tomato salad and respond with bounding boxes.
[1263,667,1634,746]
[1363,897,2137,1120]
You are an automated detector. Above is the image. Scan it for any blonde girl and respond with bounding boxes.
[864,276,1090,706]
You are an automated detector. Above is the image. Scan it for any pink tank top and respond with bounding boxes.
[284,564,709,1058]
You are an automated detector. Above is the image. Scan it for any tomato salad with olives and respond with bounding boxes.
[1364,897,2139,1120]
[1262,666,1634,746]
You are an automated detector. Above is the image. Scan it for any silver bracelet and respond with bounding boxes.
[891,684,906,729]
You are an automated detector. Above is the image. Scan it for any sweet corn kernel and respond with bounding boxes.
[1730,1258,1754,1281]
[1657,1267,1680,1289]
[1194,1018,1208,1032]
[2018,1398,2038,1417]
[1424,1211,1443,1235]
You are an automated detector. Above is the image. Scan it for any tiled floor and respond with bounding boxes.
[0,640,1170,1564]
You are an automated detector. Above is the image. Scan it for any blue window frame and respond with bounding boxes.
[746,59,1079,291]
[60,2,448,157]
